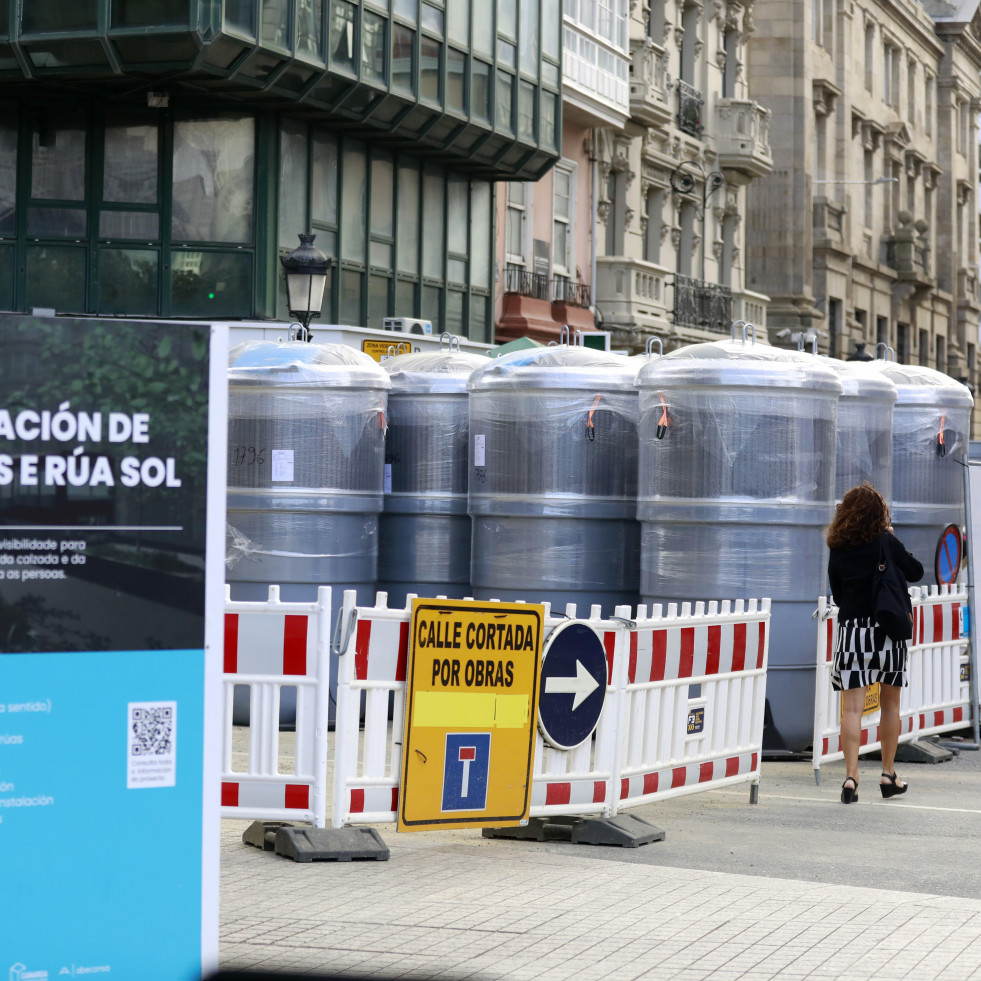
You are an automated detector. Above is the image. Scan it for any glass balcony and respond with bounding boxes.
[3,0,561,181]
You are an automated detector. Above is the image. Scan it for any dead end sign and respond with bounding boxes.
[398,598,544,831]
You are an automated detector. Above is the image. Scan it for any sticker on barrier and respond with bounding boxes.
[221,585,332,827]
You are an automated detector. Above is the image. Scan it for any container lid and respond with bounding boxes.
[468,344,639,392]
[636,339,842,394]
[816,356,898,403]
[383,349,489,393]
[864,359,974,408]
[228,340,390,390]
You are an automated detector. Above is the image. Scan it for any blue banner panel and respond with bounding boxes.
[1,650,204,980]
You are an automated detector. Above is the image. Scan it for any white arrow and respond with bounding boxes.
[545,660,600,711]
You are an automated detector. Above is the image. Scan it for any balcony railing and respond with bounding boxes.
[673,274,732,333]
[677,79,704,137]
[552,277,591,307]
[505,267,592,308]
[504,265,551,300]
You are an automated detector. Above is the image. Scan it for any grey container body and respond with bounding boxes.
[637,342,841,753]
[225,341,389,724]
[378,349,487,607]
[864,362,973,572]
[468,347,640,617]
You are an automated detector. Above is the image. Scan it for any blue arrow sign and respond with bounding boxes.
[538,621,607,750]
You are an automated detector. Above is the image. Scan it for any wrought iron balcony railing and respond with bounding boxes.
[504,265,551,300]
[677,79,704,137]
[551,277,591,308]
[672,273,731,333]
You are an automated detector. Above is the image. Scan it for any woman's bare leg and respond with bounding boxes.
[878,682,905,787]
[840,687,867,785]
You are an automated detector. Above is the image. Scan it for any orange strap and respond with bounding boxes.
[586,394,602,440]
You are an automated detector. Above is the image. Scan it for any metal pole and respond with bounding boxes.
[942,461,981,750]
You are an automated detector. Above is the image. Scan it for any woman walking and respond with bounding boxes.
[826,482,924,803]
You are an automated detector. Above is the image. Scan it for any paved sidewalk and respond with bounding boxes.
[220,817,981,981]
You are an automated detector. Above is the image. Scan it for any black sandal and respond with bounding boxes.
[841,776,858,804]
[880,772,908,798]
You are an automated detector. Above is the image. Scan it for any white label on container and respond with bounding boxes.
[127,701,177,789]
[474,434,486,467]
[384,463,392,493]
[271,449,295,482]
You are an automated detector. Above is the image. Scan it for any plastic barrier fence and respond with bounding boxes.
[811,584,970,783]
[331,591,770,828]
[221,585,332,827]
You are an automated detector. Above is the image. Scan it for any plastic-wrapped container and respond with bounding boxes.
[636,338,841,753]
[225,340,389,725]
[468,341,640,616]
[226,340,389,600]
[865,359,973,569]
[379,342,488,606]
[821,358,897,501]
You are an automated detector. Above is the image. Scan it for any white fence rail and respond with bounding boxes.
[221,586,332,827]
[811,584,970,783]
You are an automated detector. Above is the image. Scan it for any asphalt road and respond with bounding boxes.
[495,732,981,900]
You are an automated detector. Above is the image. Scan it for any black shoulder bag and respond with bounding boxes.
[873,537,914,642]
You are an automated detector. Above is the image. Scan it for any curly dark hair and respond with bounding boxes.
[826,482,891,549]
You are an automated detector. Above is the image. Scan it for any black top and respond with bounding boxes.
[828,532,925,620]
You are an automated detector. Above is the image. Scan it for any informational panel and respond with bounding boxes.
[399,598,544,831]
[0,315,226,980]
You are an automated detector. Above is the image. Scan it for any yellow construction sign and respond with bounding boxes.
[398,598,544,831]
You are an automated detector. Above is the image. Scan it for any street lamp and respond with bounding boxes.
[280,233,332,342]
[669,160,726,282]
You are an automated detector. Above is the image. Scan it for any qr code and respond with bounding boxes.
[130,705,174,756]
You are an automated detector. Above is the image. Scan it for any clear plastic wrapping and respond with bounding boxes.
[467,345,641,612]
[635,340,841,603]
[225,340,389,581]
[820,358,896,501]
[377,348,487,598]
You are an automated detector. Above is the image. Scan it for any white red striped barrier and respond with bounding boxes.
[331,592,770,828]
[221,585,331,827]
[331,591,408,827]
[811,584,970,783]
[614,600,768,810]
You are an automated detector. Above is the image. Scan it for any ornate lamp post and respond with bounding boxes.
[669,160,726,282]
[280,233,332,342]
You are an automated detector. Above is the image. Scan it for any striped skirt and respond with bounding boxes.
[831,616,908,691]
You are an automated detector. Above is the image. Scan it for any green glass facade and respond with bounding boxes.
[0,0,561,338]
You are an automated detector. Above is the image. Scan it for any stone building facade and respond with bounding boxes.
[745,0,981,410]
[591,0,774,352]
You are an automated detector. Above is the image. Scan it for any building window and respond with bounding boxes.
[883,40,899,108]
[925,74,934,137]
[680,2,700,86]
[722,28,739,98]
[919,329,929,366]
[896,322,909,364]
[172,113,254,244]
[644,187,664,264]
[936,334,946,372]
[552,162,575,277]
[907,60,917,126]
[864,21,875,93]
[505,181,530,267]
